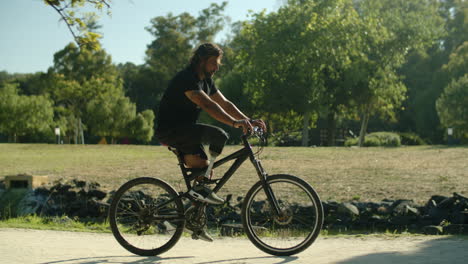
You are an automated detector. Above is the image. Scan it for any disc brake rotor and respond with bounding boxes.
[274,208,294,225]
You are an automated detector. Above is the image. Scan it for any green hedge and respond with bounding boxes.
[345,132,401,147]
[399,132,427,145]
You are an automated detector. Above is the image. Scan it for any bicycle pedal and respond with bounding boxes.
[200,178,219,185]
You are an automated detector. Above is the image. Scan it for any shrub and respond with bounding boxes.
[344,137,358,147]
[270,131,303,146]
[399,132,427,145]
[344,132,401,147]
[364,136,382,146]
[370,132,401,147]
[0,189,29,219]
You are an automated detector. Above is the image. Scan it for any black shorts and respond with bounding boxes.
[157,123,229,159]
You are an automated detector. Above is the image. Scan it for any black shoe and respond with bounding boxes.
[185,226,214,242]
[188,184,224,205]
[192,229,214,242]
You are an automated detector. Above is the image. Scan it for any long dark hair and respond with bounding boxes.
[189,43,223,67]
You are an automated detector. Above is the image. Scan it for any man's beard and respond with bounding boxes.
[204,70,215,78]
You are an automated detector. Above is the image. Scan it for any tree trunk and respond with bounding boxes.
[74,120,79,144]
[9,133,17,143]
[265,113,271,146]
[302,111,310,146]
[79,117,85,144]
[327,111,336,146]
[358,106,371,147]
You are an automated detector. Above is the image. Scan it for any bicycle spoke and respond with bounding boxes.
[130,191,145,210]
[117,205,139,216]
[243,175,323,255]
[292,215,316,226]
[109,178,185,256]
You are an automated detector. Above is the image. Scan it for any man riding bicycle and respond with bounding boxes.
[156,43,266,240]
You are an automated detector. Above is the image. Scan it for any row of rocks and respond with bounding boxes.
[320,193,468,235]
[11,179,108,219]
[1,179,467,235]
[208,193,468,235]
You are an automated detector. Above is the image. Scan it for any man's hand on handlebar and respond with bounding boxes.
[233,119,254,135]
[233,118,267,135]
[250,119,267,133]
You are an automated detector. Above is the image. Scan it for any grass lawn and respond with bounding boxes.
[0,143,467,204]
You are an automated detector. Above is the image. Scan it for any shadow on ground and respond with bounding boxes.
[39,255,298,264]
[337,236,468,264]
[40,256,194,264]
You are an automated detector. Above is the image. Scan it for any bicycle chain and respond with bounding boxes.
[185,203,207,231]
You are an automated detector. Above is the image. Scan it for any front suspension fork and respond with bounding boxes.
[253,159,282,216]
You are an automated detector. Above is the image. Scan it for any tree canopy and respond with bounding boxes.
[44,0,111,50]
[0,83,54,142]
[2,0,466,145]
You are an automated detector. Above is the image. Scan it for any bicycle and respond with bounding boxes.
[108,127,324,256]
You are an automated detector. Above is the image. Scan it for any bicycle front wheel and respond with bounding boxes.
[109,177,185,256]
[242,174,323,256]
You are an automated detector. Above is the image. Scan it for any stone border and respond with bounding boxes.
[1,178,467,235]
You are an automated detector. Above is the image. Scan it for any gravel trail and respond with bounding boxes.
[1,228,467,264]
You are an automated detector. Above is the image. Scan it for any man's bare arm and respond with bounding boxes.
[210,91,249,120]
[211,90,267,132]
[185,90,237,127]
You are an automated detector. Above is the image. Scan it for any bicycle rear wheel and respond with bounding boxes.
[242,174,323,256]
[109,177,185,256]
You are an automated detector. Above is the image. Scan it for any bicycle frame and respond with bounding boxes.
[159,133,282,217]
[111,130,323,257]
[174,135,256,190]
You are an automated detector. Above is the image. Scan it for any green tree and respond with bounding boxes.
[0,71,9,83]
[229,0,369,145]
[397,47,447,143]
[44,0,111,49]
[352,0,444,146]
[86,92,133,144]
[128,110,155,143]
[396,0,467,144]
[53,105,77,144]
[441,0,468,54]
[51,43,118,85]
[117,63,160,113]
[48,42,122,143]
[436,75,468,139]
[145,1,228,74]
[436,40,468,140]
[85,76,155,144]
[0,83,54,142]
[0,71,59,97]
[443,41,468,80]
[117,2,232,138]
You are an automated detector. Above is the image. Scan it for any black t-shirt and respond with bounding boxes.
[156,66,218,131]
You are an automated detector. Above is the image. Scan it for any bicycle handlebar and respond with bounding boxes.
[241,126,265,142]
[252,126,264,137]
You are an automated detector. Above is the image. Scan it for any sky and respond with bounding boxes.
[0,0,282,74]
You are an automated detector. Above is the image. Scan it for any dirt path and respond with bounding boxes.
[1,228,467,264]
